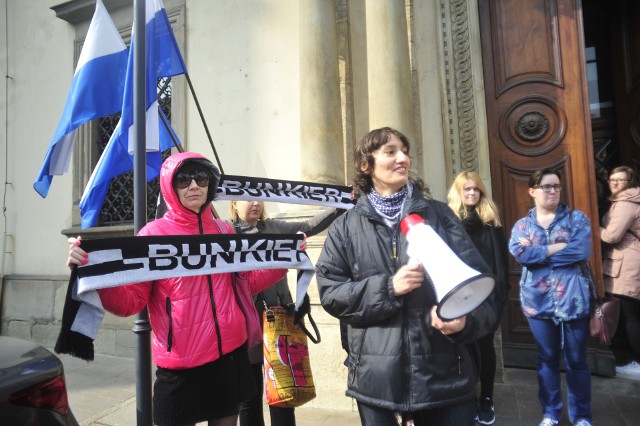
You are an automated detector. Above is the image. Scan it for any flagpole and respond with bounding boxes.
[158,112,220,219]
[159,111,182,152]
[132,0,153,425]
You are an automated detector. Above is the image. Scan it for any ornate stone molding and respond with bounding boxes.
[52,0,131,24]
[451,0,478,172]
[440,0,478,174]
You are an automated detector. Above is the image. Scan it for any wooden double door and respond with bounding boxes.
[478,0,640,369]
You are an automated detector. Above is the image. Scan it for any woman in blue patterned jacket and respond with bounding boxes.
[508,168,593,426]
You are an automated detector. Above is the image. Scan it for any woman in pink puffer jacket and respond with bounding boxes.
[67,152,286,426]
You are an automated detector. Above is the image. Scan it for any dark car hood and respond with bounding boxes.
[0,336,63,396]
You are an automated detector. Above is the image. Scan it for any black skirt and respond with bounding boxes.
[153,344,256,426]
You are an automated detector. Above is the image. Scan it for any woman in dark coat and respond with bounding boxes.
[231,200,341,426]
[315,127,497,426]
[448,171,509,425]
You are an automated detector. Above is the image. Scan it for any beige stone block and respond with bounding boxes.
[32,323,62,348]
[2,279,56,321]
[53,280,69,321]
[4,320,32,340]
[101,311,136,329]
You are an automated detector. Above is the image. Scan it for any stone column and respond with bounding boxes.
[300,0,345,184]
[365,0,416,141]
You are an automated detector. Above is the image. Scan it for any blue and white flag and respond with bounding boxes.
[34,0,127,198]
[79,0,187,229]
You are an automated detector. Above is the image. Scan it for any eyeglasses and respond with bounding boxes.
[608,179,629,185]
[174,171,210,189]
[534,184,563,193]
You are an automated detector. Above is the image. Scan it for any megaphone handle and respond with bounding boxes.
[431,305,466,334]
[405,258,440,298]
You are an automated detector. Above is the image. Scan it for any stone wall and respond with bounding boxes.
[1,275,137,358]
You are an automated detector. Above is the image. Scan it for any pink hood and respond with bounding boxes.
[99,152,285,369]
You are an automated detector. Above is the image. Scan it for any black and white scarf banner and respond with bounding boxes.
[216,175,354,210]
[66,233,313,341]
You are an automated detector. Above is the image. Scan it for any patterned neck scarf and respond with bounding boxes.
[367,184,408,221]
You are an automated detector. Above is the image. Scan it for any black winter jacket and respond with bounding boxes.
[316,190,497,411]
[461,209,510,332]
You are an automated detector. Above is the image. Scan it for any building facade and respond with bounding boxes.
[1,0,634,409]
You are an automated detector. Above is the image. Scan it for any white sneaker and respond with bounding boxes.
[538,417,559,426]
[616,360,640,380]
[574,419,592,426]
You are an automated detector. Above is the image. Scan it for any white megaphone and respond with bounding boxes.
[399,214,495,320]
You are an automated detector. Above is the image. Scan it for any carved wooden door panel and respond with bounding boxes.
[478,0,602,365]
[611,0,640,172]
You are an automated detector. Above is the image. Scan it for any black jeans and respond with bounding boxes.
[620,296,640,360]
[356,400,476,426]
[238,362,296,426]
[476,330,497,400]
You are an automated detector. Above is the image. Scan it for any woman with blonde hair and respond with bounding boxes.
[447,171,509,425]
[448,172,502,227]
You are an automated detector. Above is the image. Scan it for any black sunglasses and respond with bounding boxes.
[173,170,211,189]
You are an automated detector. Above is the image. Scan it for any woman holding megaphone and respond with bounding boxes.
[316,127,497,426]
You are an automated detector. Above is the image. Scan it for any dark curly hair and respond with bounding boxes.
[352,127,428,196]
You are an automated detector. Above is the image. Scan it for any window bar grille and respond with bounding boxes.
[97,77,173,226]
